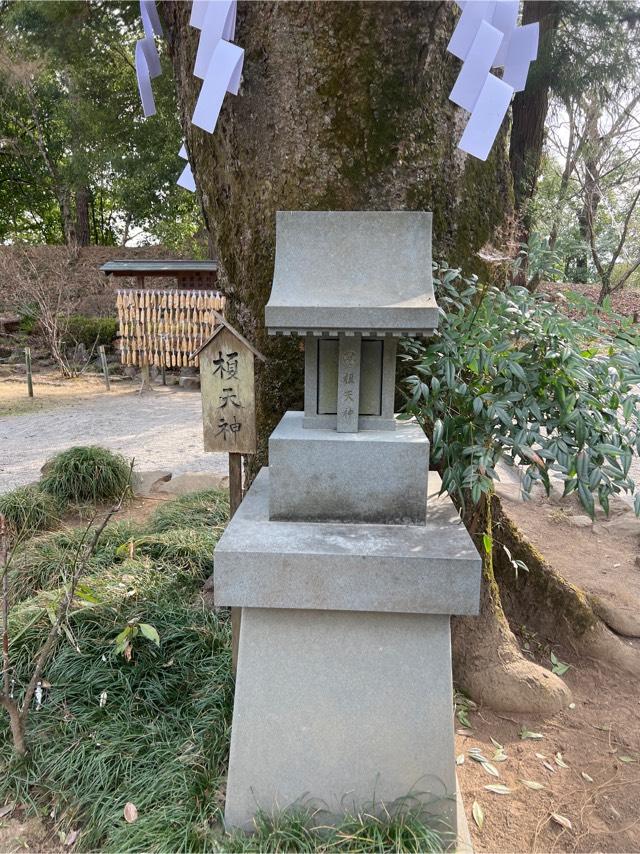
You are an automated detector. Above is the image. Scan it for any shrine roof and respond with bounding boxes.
[265,211,438,337]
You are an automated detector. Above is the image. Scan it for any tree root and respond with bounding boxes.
[492,494,640,676]
[452,493,572,715]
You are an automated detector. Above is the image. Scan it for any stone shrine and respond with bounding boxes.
[214,211,481,841]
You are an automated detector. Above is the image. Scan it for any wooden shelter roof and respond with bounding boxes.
[100,260,218,277]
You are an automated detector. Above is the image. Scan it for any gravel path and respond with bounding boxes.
[0,387,228,493]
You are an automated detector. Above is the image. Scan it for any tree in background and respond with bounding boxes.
[510,0,640,282]
[0,0,201,248]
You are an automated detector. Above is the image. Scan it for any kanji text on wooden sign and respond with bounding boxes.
[193,317,266,455]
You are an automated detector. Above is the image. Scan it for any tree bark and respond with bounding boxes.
[161,0,513,473]
[75,186,91,247]
[509,0,562,285]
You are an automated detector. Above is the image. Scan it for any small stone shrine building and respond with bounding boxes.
[214,211,481,842]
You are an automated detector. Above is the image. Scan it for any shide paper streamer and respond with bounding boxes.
[135,0,162,118]
[448,1,539,161]
[134,0,243,192]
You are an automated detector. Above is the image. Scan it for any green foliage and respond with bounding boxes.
[65,315,117,349]
[223,806,446,853]
[40,446,131,506]
[513,233,565,285]
[0,1,202,247]
[0,485,447,851]
[402,264,640,517]
[148,488,230,533]
[0,485,60,540]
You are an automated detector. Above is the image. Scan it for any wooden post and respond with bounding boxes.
[98,345,110,391]
[161,364,166,385]
[24,347,33,398]
[229,452,243,517]
[229,451,243,675]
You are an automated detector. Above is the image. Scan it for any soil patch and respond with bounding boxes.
[458,658,640,853]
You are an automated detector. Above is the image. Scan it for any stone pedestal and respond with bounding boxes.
[225,608,456,829]
[215,462,481,838]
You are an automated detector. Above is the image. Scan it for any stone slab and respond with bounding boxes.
[130,469,172,497]
[265,211,438,335]
[214,468,481,615]
[225,607,458,832]
[155,471,229,495]
[268,411,429,524]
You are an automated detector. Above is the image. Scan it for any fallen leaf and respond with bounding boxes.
[535,752,546,760]
[490,737,503,750]
[124,802,138,823]
[481,761,500,778]
[456,754,465,765]
[493,750,508,762]
[555,752,569,768]
[484,784,511,795]
[64,829,79,847]
[551,812,572,831]
[520,779,545,790]
[581,772,594,783]
[520,729,544,740]
[469,752,488,763]
[472,800,484,830]
[0,803,16,818]
[619,756,636,763]
[543,761,557,773]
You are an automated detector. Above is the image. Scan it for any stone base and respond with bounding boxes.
[214,469,481,616]
[268,412,429,524]
[224,607,459,835]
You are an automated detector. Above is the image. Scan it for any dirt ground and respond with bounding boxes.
[0,368,228,493]
[459,478,640,853]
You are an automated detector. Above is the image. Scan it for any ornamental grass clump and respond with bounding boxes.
[41,446,132,506]
[0,485,60,539]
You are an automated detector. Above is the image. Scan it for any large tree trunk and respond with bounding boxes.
[509,0,561,285]
[160,1,574,714]
[161,0,513,469]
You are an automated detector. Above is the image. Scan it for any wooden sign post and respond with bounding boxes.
[192,314,266,670]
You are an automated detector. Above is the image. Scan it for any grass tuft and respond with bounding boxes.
[0,485,61,540]
[40,446,132,506]
[221,805,447,852]
[148,488,229,533]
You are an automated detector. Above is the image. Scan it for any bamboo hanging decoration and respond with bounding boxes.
[115,289,224,369]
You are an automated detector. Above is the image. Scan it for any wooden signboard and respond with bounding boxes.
[195,319,265,455]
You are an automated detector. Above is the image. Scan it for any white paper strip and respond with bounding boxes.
[458,74,513,161]
[192,39,244,132]
[448,1,496,60]
[178,143,188,160]
[190,0,208,29]
[140,0,162,38]
[135,39,157,117]
[449,20,503,112]
[194,0,235,79]
[177,163,196,192]
[491,0,519,66]
[502,22,539,91]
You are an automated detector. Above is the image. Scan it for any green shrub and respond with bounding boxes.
[403,264,640,516]
[0,485,60,539]
[65,315,117,349]
[41,446,131,506]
